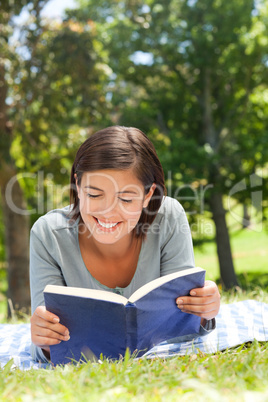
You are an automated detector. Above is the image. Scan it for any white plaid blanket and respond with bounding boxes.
[0,300,267,370]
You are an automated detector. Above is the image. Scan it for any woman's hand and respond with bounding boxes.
[31,306,70,357]
[176,280,220,323]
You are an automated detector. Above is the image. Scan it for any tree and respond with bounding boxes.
[74,0,268,288]
[0,1,111,315]
[0,0,40,315]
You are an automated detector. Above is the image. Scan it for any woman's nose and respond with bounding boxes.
[98,197,119,217]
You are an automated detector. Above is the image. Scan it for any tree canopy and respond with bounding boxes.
[67,0,268,287]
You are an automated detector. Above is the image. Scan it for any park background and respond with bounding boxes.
[0,1,268,399]
[1,0,267,316]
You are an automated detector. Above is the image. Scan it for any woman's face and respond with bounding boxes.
[76,169,155,245]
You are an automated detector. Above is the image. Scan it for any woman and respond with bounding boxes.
[30,126,220,362]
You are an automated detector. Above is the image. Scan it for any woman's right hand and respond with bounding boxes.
[30,306,70,357]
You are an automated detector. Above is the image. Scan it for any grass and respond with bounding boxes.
[1,342,268,401]
[0,226,268,401]
[194,225,268,283]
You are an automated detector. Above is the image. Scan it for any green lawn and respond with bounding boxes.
[195,226,268,284]
[1,342,268,401]
[0,227,268,400]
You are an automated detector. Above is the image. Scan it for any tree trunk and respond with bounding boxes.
[202,67,238,288]
[242,204,250,228]
[0,165,31,317]
[209,192,239,289]
[0,61,30,317]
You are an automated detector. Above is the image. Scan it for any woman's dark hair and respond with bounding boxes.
[70,126,166,239]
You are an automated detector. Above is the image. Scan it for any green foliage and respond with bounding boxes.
[1,2,115,230]
[0,195,5,263]
[0,1,47,18]
[79,0,268,203]
[9,16,111,176]
[70,0,268,287]
[3,0,268,218]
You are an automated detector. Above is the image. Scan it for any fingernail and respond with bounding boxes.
[176,299,183,305]
[190,291,196,296]
[53,317,60,323]
[64,330,69,336]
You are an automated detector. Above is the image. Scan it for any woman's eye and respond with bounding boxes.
[119,197,132,203]
[87,194,101,199]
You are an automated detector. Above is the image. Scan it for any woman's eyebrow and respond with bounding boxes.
[118,190,138,195]
[84,186,138,195]
[84,185,104,191]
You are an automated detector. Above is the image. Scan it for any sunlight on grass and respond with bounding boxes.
[194,226,268,283]
[1,342,268,401]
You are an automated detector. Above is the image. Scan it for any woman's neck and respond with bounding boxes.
[78,222,142,288]
[79,223,138,260]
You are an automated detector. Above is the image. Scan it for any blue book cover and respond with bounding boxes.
[44,267,205,365]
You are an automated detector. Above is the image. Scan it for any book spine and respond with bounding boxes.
[125,303,137,355]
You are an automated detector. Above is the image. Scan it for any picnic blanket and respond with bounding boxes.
[0,300,267,370]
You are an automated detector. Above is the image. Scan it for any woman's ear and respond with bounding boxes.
[143,183,156,208]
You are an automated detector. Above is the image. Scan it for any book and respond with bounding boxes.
[44,267,205,365]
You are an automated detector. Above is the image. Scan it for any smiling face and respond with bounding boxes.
[76,169,155,245]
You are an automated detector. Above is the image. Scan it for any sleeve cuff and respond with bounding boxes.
[199,318,216,335]
[31,343,50,364]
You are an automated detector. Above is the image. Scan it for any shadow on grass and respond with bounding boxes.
[216,271,268,292]
[237,271,268,291]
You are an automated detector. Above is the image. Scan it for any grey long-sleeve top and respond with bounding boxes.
[30,196,214,362]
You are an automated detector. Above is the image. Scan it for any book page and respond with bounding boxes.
[44,285,128,305]
[128,267,205,303]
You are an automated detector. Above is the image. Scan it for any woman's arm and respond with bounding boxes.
[30,221,70,361]
[31,306,70,359]
[176,280,220,323]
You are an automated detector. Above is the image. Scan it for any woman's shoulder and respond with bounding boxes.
[146,196,190,246]
[156,196,190,232]
[31,205,76,234]
[157,196,184,219]
[148,196,186,236]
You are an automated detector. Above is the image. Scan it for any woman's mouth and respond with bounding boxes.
[93,217,121,231]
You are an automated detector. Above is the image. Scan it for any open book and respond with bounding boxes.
[44,267,205,364]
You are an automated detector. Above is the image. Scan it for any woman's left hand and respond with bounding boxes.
[176,280,220,322]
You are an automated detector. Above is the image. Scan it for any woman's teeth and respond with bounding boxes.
[97,219,118,229]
